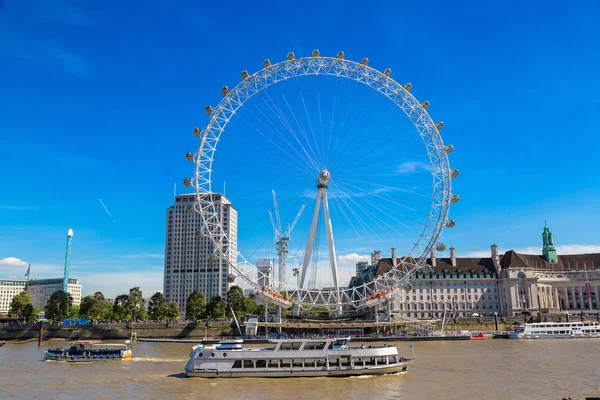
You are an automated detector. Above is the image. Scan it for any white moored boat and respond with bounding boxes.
[184,337,415,378]
[509,321,600,339]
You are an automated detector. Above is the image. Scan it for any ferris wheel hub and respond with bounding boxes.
[318,169,331,186]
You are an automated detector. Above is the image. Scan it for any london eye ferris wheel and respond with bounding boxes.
[183,50,459,312]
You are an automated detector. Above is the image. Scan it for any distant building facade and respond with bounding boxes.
[356,223,600,319]
[0,278,82,314]
[163,193,238,314]
[28,278,82,309]
[0,280,26,314]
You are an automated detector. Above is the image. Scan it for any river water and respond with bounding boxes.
[1,339,598,399]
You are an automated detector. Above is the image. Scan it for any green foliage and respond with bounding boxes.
[185,291,206,321]
[226,286,246,317]
[112,294,130,321]
[148,292,168,321]
[207,296,226,320]
[167,301,179,322]
[9,291,36,322]
[126,287,146,321]
[68,305,80,320]
[45,291,73,321]
[80,294,113,321]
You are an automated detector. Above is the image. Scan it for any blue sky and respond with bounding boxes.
[1,0,600,297]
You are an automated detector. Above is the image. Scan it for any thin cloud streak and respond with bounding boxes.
[497,225,522,237]
[118,254,164,259]
[99,198,116,223]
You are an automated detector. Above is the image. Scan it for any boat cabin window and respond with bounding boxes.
[280,342,303,351]
[255,360,267,368]
[268,359,279,368]
[316,359,327,367]
[243,360,254,368]
[331,339,347,349]
[375,356,387,365]
[280,359,292,368]
[304,342,327,350]
[293,359,303,368]
[232,360,242,369]
[340,356,352,367]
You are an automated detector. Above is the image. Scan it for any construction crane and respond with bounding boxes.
[268,190,305,289]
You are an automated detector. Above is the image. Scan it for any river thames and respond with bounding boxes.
[1,339,598,399]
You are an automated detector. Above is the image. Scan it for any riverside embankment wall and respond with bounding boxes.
[0,322,232,341]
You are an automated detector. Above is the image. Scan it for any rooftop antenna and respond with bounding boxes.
[224,180,226,197]
[63,229,74,293]
[173,183,176,198]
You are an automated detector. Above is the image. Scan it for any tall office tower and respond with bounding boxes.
[163,193,238,314]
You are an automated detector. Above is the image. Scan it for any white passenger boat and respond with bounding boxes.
[184,337,415,378]
[45,340,132,362]
[509,321,600,339]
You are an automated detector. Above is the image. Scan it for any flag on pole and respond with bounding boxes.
[24,264,30,277]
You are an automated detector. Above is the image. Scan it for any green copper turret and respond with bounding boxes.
[542,221,558,264]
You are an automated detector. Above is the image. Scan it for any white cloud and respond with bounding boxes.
[118,254,164,259]
[0,257,28,267]
[460,244,600,258]
[395,161,431,174]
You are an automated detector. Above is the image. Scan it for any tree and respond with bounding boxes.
[185,291,206,321]
[80,295,112,322]
[148,292,168,321]
[45,291,73,321]
[226,286,246,317]
[112,294,130,321]
[207,296,226,320]
[68,305,80,320]
[125,287,146,321]
[9,291,35,321]
[167,302,179,322]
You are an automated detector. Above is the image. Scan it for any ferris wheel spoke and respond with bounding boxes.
[334,176,432,200]
[242,111,318,179]
[232,133,316,178]
[333,177,419,213]
[255,93,321,173]
[334,182,425,239]
[235,110,318,176]
[328,185,382,240]
[264,89,323,171]
[330,181,413,241]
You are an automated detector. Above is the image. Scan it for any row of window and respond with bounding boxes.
[225,356,398,369]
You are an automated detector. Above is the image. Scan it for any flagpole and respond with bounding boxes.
[26,264,31,290]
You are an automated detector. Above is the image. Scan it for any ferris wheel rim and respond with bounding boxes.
[189,53,454,308]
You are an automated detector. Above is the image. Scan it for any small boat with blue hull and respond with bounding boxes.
[185,337,415,378]
[45,340,132,362]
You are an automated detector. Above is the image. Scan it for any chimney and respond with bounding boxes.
[371,252,375,265]
[490,244,500,269]
[450,247,456,267]
[374,250,381,263]
[430,248,437,267]
[391,247,397,267]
